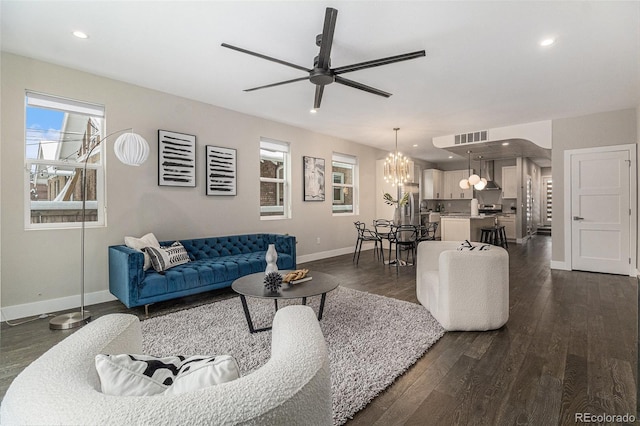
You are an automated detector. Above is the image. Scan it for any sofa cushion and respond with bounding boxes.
[95,353,240,397]
[145,242,191,273]
[124,233,160,271]
[139,252,295,299]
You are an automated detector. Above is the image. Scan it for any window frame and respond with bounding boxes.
[331,153,358,216]
[259,138,291,220]
[24,91,106,230]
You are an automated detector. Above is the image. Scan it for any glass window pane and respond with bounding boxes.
[260,152,285,179]
[332,186,353,213]
[26,106,102,163]
[260,181,285,216]
[332,163,353,185]
[29,164,98,224]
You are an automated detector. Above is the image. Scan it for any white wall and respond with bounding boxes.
[0,53,385,315]
[550,108,638,266]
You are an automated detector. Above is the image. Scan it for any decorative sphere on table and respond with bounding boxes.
[263,272,283,292]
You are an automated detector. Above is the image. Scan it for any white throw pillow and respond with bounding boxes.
[95,353,240,397]
[124,233,160,271]
[144,242,191,273]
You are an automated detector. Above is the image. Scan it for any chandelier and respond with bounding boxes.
[383,128,410,186]
[459,150,487,190]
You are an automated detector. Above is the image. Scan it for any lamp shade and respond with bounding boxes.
[468,174,480,185]
[459,178,470,189]
[474,180,486,190]
[113,132,150,166]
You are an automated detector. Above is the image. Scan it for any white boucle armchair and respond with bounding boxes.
[0,306,331,426]
[416,241,509,331]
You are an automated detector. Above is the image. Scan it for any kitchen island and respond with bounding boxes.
[440,215,496,242]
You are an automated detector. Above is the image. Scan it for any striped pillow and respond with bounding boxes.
[144,242,190,272]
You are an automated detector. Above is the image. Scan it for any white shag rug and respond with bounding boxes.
[141,287,446,425]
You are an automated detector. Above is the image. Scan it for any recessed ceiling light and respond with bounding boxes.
[73,31,89,39]
[448,156,453,159]
[502,142,510,146]
[309,109,317,114]
[540,38,555,47]
[412,144,418,147]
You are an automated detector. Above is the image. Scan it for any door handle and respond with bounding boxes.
[573,216,584,221]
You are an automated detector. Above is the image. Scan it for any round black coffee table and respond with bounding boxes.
[232,270,339,333]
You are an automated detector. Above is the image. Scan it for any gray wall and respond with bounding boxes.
[1,53,385,310]
[551,108,638,264]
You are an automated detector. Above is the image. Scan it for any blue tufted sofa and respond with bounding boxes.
[108,234,296,308]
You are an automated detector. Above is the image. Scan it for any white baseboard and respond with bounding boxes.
[550,260,570,271]
[1,290,116,322]
[298,242,376,264]
[3,244,375,322]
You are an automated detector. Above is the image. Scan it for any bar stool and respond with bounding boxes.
[480,226,508,249]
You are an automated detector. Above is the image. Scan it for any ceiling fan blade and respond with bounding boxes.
[221,43,311,73]
[333,50,426,75]
[335,76,391,98]
[244,76,310,92]
[316,8,338,70]
[314,85,325,109]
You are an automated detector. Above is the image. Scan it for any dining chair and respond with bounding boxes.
[417,222,439,243]
[389,224,418,267]
[373,219,393,263]
[353,221,383,265]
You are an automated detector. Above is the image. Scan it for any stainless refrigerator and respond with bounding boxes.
[397,183,420,225]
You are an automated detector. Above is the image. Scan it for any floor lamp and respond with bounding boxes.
[49,129,150,330]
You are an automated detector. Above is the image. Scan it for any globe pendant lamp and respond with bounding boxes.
[383,128,410,186]
[459,150,479,189]
[49,129,150,330]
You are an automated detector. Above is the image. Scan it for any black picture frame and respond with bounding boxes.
[158,130,196,187]
[206,145,237,196]
[303,156,325,201]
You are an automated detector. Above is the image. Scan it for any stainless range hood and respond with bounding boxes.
[480,160,501,191]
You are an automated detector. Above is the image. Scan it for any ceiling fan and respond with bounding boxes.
[221,7,426,110]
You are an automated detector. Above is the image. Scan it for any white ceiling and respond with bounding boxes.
[2,1,639,163]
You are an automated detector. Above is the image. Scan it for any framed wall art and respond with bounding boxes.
[158,130,196,187]
[206,145,237,196]
[303,156,325,201]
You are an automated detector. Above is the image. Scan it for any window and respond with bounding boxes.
[543,177,553,225]
[259,138,290,219]
[332,153,358,214]
[25,92,105,229]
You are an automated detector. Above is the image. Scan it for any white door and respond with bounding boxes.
[571,150,630,274]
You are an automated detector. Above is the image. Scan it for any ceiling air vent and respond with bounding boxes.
[454,130,489,145]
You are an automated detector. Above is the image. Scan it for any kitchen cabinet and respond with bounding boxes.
[441,216,495,242]
[497,215,516,240]
[443,170,474,200]
[502,166,517,199]
[407,160,416,183]
[423,169,444,199]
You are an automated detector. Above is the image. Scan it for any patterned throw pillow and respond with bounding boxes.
[124,232,161,271]
[144,242,190,273]
[457,240,491,251]
[95,353,241,396]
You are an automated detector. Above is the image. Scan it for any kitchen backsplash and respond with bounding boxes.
[424,196,516,213]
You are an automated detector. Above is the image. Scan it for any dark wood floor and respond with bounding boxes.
[1,236,637,425]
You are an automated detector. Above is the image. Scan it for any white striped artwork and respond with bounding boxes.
[206,146,236,196]
[158,130,196,187]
